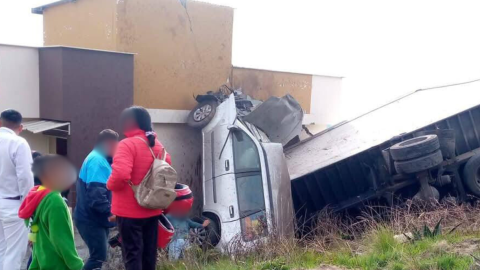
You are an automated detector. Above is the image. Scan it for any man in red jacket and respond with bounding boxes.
[107,106,171,270]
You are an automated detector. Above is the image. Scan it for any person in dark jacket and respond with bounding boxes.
[74,129,119,270]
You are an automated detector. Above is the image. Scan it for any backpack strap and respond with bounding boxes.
[134,137,168,161]
[134,137,156,160]
[161,149,168,161]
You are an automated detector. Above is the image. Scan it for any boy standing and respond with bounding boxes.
[18,155,83,270]
[75,129,118,270]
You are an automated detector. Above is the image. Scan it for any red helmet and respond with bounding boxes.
[164,183,193,216]
[157,214,174,249]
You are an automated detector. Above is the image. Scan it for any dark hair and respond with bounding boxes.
[96,129,119,145]
[1,109,22,127]
[31,154,72,180]
[121,106,155,147]
[32,151,43,185]
[32,151,43,160]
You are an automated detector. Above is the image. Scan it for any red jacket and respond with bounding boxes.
[107,129,172,218]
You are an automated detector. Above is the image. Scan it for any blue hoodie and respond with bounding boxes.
[74,149,114,228]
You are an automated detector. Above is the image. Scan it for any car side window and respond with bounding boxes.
[236,174,265,216]
[232,130,261,173]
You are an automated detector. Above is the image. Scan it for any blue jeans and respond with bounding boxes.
[168,239,189,261]
[76,220,109,270]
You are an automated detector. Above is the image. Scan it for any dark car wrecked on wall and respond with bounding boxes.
[285,80,480,227]
[186,86,302,251]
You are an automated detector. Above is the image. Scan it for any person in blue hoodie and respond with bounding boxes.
[74,129,119,270]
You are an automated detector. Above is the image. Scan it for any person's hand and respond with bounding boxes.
[108,215,117,222]
[202,219,210,227]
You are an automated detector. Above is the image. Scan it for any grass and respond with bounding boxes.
[323,228,475,270]
[105,201,480,270]
[157,248,322,270]
[155,230,477,270]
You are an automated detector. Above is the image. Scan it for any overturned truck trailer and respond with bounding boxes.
[285,80,480,222]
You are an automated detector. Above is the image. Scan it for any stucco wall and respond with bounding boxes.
[43,0,117,51]
[231,67,313,113]
[116,0,233,110]
[0,45,40,118]
[43,0,234,111]
[153,123,203,215]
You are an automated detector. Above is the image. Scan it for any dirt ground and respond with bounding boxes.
[75,227,125,270]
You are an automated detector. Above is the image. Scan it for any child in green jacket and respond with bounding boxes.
[19,155,84,270]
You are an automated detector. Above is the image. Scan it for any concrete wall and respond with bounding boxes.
[310,75,343,128]
[0,45,40,118]
[39,47,134,168]
[43,0,234,111]
[231,67,313,113]
[153,123,203,215]
[231,67,343,132]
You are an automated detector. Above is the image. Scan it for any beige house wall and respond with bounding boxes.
[231,67,313,113]
[43,0,117,51]
[43,0,233,111]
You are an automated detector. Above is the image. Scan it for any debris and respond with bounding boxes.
[394,232,413,244]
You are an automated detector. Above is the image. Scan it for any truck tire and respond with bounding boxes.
[462,153,480,197]
[394,150,443,174]
[390,135,440,161]
[187,100,217,129]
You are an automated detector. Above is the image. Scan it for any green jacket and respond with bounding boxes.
[21,188,84,270]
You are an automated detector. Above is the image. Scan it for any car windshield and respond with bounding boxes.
[232,130,267,241]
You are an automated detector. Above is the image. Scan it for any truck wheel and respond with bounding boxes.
[462,153,480,197]
[390,135,440,161]
[394,150,443,174]
[187,100,217,129]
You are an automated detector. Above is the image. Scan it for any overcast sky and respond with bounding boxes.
[1,0,480,119]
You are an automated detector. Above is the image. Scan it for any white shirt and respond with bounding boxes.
[0,127,34,199]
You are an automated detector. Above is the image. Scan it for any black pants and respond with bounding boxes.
[76,220,109,270]
[117,216,159,270]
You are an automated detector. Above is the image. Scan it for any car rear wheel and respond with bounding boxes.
[187,100,217,129]
[462,153,480,197]
[191,216,220,248]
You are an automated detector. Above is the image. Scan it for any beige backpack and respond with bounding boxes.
[129,137,177,209]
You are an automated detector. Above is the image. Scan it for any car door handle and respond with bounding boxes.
[225,160,230,171]
[229,205,235,218]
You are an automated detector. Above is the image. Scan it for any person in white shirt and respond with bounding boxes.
[0,109,34,270]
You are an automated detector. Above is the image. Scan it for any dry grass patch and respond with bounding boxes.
[104,201,480,270]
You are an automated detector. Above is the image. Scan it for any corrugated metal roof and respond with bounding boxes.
[23,120,70,134]
[285,79,480,180]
